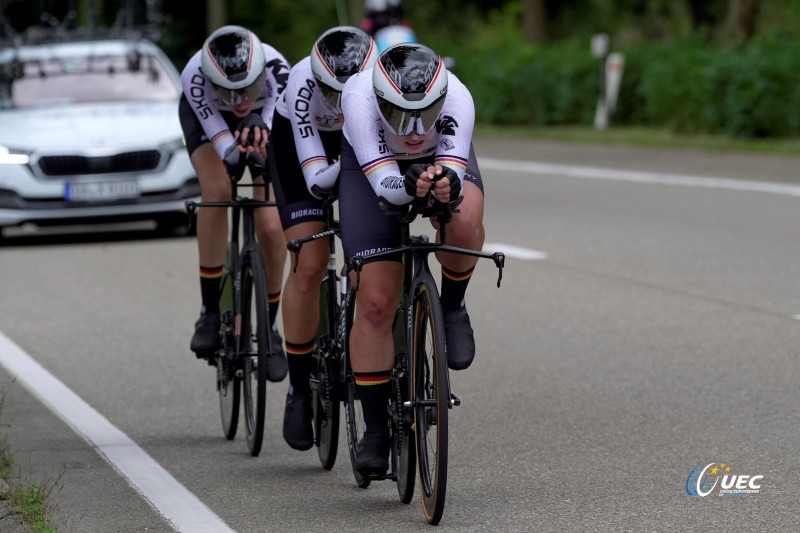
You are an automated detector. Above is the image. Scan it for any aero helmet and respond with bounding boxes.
[310,26,377,110]
[201,25,266,105]
[372,43,447,136]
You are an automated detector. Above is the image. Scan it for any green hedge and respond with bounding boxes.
[450,35,800,139]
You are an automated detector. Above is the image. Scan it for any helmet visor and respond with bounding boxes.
[210,70,265,105]
[317,81,343,110]
[377,92,446,136]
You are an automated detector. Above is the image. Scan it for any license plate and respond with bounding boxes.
[65,180,139,201]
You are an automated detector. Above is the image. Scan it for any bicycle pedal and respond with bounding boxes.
[449,393,461,408]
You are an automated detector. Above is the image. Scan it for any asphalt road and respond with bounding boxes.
[0,138,798,532]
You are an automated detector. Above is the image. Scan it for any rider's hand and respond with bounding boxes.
[404,163,434,198]
[234,113,269,158]
[432,165,462,205]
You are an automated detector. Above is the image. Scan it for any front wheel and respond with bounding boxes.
[412,281,449,524]
[239,250,270,457]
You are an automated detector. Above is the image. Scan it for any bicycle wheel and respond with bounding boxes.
[342,286,371,488]
[412,281,449,524]
[239,250,270,457]
[218,242,239,440]
[394,305,416,504]
[311,276,340,470]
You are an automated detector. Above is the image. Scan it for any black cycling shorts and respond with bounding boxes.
[268,112,343,229]
[338,138,484,262]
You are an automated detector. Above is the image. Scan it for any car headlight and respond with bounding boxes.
[161,138,186,154]
[0,145,30,165]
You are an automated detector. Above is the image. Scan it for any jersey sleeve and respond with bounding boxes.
[180,52,235,161]
[342,78,413,206]
[433,75,475,184]
[285,59,341,193]
[260,45,291,130]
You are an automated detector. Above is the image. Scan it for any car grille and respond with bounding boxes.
[38,150,162,176]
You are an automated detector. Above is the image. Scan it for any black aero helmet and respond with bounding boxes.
[310,26,377,110]
[372,43,447,135]
[201,25,266,105]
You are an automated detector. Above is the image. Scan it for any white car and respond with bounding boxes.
[0,36,198,237]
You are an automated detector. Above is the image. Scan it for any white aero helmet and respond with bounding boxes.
[372,43,447,136]
[310,26,377,110]
[201,25,266,105]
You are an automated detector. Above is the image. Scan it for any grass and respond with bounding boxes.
[0,382,62,533]
[474,123,800,156]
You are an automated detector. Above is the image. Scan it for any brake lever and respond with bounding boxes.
[493,252,505,288]
[287,239,303,273]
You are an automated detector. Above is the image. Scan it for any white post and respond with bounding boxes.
[591,33,610,130]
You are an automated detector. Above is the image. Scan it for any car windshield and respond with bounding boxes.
[2,52,180,108]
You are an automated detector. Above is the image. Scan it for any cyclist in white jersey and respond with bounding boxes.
[178,25,290,381]
[268,27,378,451]
[339,43,486,474]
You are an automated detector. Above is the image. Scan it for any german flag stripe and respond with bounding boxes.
[434,156,468,171]
[285,340,314,356]
[211,131,232,145]
[354,372,391,386]
[268,291,281,303]
[199,265,224,279]
[362,156,395,175]
[301,156,328,171]
[442,266,474,282]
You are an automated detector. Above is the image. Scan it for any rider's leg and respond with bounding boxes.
[189,144,231,356]
[434,180,485,370]
[349,262,402,471]
[255,180,287,329]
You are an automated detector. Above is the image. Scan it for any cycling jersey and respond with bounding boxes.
[341,68,475,206]
[274,56,344,194]
[180,44,290,163]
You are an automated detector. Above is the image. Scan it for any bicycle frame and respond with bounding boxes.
[349,200,505,401]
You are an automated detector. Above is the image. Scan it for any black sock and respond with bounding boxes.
[286,340,313,395]
[268,291,281,327]
[199,265,223,314]
[440,266,474,311]
[354,371,391,436]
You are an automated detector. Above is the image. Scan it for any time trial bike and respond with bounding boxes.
[185,155,275,457]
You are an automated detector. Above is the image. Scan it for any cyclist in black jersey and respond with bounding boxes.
[178,26,291,381]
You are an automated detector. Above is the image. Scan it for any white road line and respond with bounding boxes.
[793,315,800,321]
[479,157,800,197]
[483,242,548,260]
[0,332,235,533]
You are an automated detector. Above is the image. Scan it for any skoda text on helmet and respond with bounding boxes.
[372,43,447,136]
[201,25,267,105]
[310,26,377,110]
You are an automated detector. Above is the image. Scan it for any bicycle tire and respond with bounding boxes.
[412,281,449,524]
[394,305,416,504]
[342,285,371,488]
[240,250,269,457]
[311,276,340,470]
[218,242,240,440]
